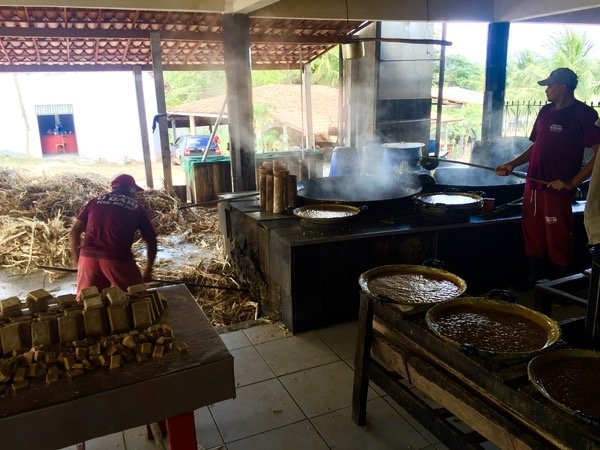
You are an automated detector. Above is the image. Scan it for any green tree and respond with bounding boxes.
[438,54,484,90]
[548,30,600,101]
[505,49,548,102]
[311,47,340,86]
[506,30,600,102]
[163,71,226,108]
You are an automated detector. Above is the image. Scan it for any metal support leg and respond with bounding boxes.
[352,292,374,425]
[585,245,600,349]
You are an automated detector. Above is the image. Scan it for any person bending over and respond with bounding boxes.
[69,173,157,297]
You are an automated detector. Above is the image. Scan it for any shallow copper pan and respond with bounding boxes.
[359,264,466,308]
[292,203,363,226]
[528,349,600,427]
[426,298,561,361]
[413,192,483,213]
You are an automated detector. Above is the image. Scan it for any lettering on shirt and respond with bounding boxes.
[96,193,139,211]
[549,124,562,133]
[545,216,558,224]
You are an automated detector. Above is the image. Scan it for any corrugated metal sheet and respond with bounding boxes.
[35,104,74,115]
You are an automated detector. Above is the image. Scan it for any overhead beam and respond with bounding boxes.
[0,27,358,44]
[227,0,281,14]
[0,0,223,12]
[495,0,600,22]
[249,0,495,22]
[1,0,598,23]
[0,62,314,72]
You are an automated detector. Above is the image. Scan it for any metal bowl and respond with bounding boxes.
[528,349,600,427]
[359,264,467,307]
[426,298,561,361]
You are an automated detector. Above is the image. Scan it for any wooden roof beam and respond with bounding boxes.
[0,27,359,44]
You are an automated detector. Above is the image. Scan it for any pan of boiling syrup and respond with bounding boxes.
[426,298,561,361]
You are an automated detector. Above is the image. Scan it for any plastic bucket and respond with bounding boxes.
[329,147,359,176]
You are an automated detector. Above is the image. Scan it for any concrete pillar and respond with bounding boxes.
[482,22,510,141]
[375,22,434,146]
[222,14,256,192]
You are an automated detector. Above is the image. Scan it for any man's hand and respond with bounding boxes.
[548,179,574,191]
[496,163,514,176]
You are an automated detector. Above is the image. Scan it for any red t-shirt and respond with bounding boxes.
[77,192,157,260]
[528,101,600,193]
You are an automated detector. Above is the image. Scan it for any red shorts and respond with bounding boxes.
[522,186,574,267]
[76,255,143,297]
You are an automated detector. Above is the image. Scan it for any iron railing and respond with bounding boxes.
[503,100,600,137]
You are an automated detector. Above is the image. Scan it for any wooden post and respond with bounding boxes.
[150,32,173,190]
[133,66,153,189]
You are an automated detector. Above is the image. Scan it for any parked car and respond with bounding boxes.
[171,135,220,164]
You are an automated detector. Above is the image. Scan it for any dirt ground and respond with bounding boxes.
[0,154,187,188]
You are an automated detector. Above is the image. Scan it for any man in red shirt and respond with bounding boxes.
[497,68,600,288]
[69,173,158,297]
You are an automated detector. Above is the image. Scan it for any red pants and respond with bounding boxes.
[522,186,574,267]
[76,255,143,297]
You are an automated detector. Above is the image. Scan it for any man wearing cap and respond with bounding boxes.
[497,68,600,288]
[69,173,158,297]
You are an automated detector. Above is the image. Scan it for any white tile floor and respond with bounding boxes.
[57,320,488,450]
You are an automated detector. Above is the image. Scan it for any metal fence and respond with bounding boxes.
[503,100,600,137]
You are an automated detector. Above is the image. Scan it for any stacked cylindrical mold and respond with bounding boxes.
[258,160,297,214]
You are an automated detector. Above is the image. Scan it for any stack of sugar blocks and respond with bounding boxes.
[0,285,185,394]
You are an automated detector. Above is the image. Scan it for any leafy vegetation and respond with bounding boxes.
[163,29,600,153]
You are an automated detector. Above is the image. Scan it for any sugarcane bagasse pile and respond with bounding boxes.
[0,168,259,327]
[0,283,188,395]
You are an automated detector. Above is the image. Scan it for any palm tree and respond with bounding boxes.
[548,29,600,101]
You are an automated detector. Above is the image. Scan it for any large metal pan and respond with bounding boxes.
[296,175,422,209]
[528,349,600,427]
[359,264,466,313]
[429,166,526,205]
[413,191,483,221]
[426,297,560,362]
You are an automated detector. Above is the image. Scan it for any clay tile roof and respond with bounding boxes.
[0,6,367,71]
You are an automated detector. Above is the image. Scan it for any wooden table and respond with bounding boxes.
[0,284,235,450]
[352,292,600,450]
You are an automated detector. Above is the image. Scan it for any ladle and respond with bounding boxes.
[419,156,549,185]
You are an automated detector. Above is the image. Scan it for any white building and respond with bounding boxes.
[0,71,158,163]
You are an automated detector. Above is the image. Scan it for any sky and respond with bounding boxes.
[444,22,600,65]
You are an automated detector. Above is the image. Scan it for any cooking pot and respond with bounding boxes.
[426,297,560,362]
[382,142,425,172]
[296,175,422,209]
[429,166,526,205]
